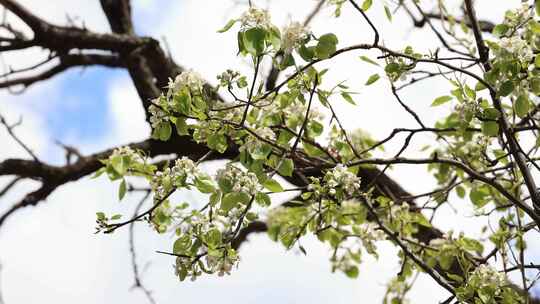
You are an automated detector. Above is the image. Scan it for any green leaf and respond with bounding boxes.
[361,0,373,11]
[358,55,379,66]
[492,24,509,37]
[384,5,392,22]
[315,33,338,59]
[207,133,228,153]
[298,44,315,61]
[536,0,540,16]
[482,121,499,137]
[535,55,540,68]
[243,27,266,56]
[475,81,487,91]
[111,214,122,220]
[173,235,191,254]
[263,179,284,192]
[514,95,530,118]
[176,88,192,115]
[365,74,380,86]
[498,80,514,97]
[111,155,129,175]
[221,192,251,212]
[237,31,246,54]
[96,212,106,221]
[158,122,172,141]
[118,179,127,201]
[206,229,223,248]
[278,158,294,176]
[174,117,189,135]
[217,19,236,33]
[384,63,400,74]
[345,265,359,278]
[92,167,106,179]
[341,92,357,105]
[470,187,489,207]
[431,95,453,107]
[195,178,216,194]
[255,192,271,206]
[456,186,466,198]
[414,214,432,227]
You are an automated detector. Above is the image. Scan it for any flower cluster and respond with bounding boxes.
[323,164,362,196]
[267,98,325,122]
[150,157,202,200]
[496,36,534,63]
[110,146,144,163]
[282,21,310,53]
[502,3,533,29]
[241,127,275,154]
[217,69,241,87]
[457,264,508,301]
[358,223,386,242]
[149,104,168,129]
[239,6,271,29]
[454,101,479,125]
[205,253,239,277]
[216,164,259,195]
[167,69,204,97]
[468,264,506,289]
[390,202,410,219]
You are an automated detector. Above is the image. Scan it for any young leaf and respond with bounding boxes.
[217,19,236,33]
[221,192,251,212]
[482,121,499,137]
[431,96,453,107]
[255,192,271,206]
[315,33,338,59]
[362,0,373,11]
[111,214,122,220]
[514,95,530,118]
[243,27,266,56]
[358,55,379,66]
[498,81,514,97]
[365,74,380,86]
[278,158,294,176]
[384,5,392,22]
[118,179,127,201]
[263,179,284,192]
[341,92,357,105]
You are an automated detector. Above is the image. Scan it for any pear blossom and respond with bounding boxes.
[239,6,271,29]
[282,21,310,53]
[167,69,204,97]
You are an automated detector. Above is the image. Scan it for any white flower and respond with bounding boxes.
[390,202,410,218]
[324,164,361,196]
[167,70,204,97]
[216,164,259,195]
[149,104,168,128]
[267,99,325,121]
[240,6,271,29]
[361,223,386,241]
[110,146,143,163]
[468,264,507,290]
[282,21,310,53]
[499,36,533,62]
[240,127,275,153]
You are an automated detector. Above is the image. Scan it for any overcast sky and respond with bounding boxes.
[0,1,537,303]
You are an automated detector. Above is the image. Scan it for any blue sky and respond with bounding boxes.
[36,1,181,145]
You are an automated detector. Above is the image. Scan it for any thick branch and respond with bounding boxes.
[99,0,134,35]
[0,53,124,89]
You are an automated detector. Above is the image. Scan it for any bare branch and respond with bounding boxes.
[0,113,39,161]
